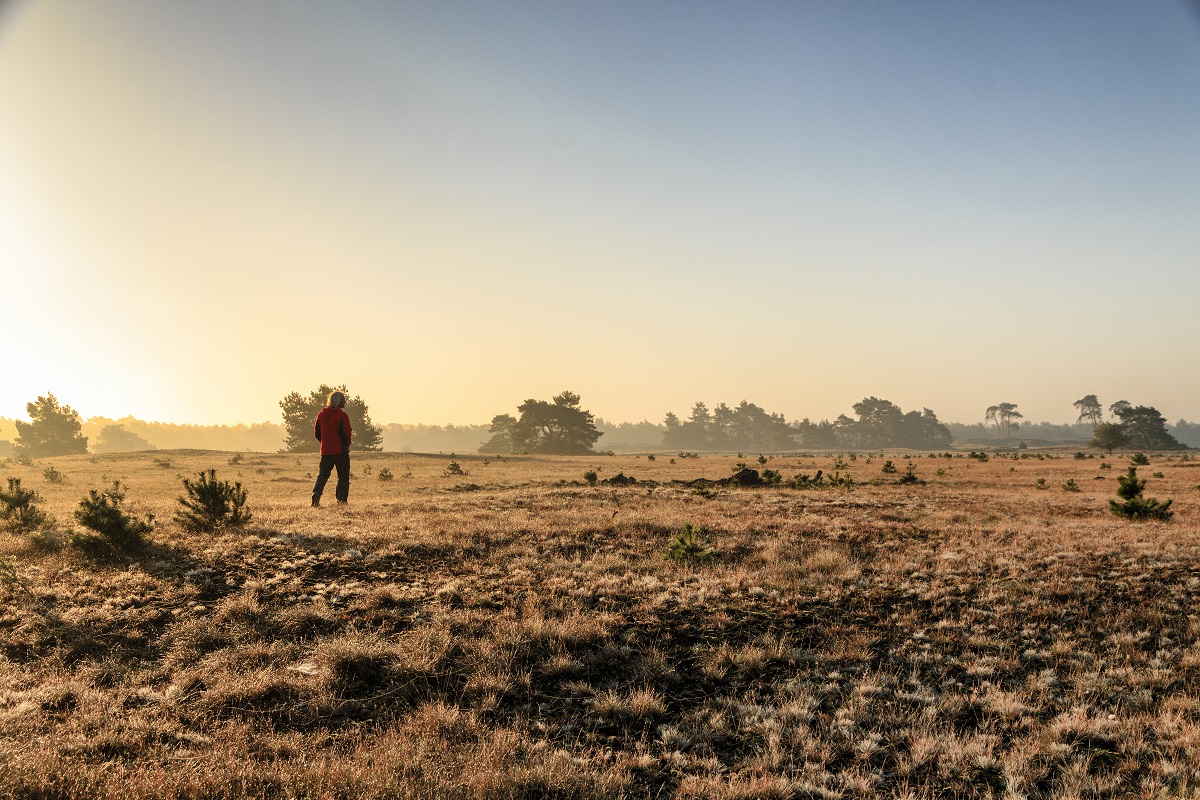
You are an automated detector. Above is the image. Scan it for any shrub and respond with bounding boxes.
[881,460,897,474]
[756,455,768,465]
[174,469,252,533]
[760,468,782,485]
[444,461,466,476]
[646,454,656,461]
[1109,467,1173,521]
[1130,452,1150,466]
[228,453,244,465]
[1062,479,1081,492]
[377,467,394,481]
[1035,478,1048,490]
[43,466,65,484]
[74,482,153,552]
[583,470,598,485]
[896,462,924,485]
[1,477,49,535]
[666,523,714,564]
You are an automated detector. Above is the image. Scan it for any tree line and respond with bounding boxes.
[3,388,1195,458]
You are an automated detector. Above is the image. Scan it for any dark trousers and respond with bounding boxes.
[313,453,350,503]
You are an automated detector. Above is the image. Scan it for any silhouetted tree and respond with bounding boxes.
[985,402,1023,439]
[1073,394,1103,428]
[93,424,156,453]
[1090,422,1127,454]
[1111,404,1183,450]
[481,391,602,454]
[280,385,383,453]
[14,393,88,457]
[848,398,952,449]
[480,414,519,453]
[793,418,840,449]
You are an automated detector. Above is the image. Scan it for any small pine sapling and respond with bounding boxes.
[174,469,252,533]
[1109,467,1173,521]
[1,477,49,535]
[896,462,925,485]
[74,482,153,552]
[666,523,714,564]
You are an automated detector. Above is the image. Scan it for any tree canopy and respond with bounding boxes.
[1089,422,1127,454]
[14,393,89,456]
[1111,404,1184,450]
[279,385,383,453]
[1073,395,1103,428]
[985,403,1023,439]
[660,397,951,451]
[481,391,602,454]
[93,424,156,453]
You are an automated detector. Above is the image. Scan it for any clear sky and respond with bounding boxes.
[2,1,1198,427]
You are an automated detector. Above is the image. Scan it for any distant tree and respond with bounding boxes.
[279,385,383,453]
[92,424,156,453]
[480,414,519,454]
[480,390,602,454]
[847,398,952,449]
[1090,422,1127,454]
[852,397,903,448]
[14,394,89,457]
[1169,419,1200,449]
[985,403,1023,439]
[1109,400,1131,418]
[1111,404,1184,451]
[793,418,840,449]
[1073,395,1103,428]
[662,402,714,450]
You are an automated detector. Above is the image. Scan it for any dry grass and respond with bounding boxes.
[1,448,1199,798]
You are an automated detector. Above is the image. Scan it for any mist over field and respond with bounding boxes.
[2,3,1199,795]
[2,407,1199,456]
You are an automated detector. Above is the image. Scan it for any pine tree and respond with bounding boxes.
[1109,467,1173,521]
[14,394,89,456]
[279,385,383,452]
[174,469,252,532]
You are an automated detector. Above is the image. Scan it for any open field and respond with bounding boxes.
[2,449,1200,799]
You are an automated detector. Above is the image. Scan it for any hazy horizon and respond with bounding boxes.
[3,2,1198,427]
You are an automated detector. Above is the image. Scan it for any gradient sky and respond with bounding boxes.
[2,1,1198,427]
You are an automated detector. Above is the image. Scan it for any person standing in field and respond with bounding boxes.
[312,390,353,506]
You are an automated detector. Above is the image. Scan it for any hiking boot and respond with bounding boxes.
[311,498,320,507]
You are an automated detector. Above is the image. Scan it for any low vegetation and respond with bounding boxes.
[0,448,1196,798]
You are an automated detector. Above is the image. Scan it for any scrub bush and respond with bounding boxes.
[174,469,252,533]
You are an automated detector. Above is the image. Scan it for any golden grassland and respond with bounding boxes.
[2,448,1199,799]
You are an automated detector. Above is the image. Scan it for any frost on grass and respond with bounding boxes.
[0,450,1197,798]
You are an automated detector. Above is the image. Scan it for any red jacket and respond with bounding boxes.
[314,407,352,456]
